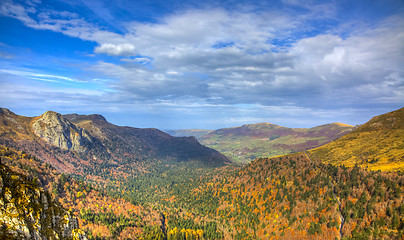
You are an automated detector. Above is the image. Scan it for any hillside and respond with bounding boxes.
[153,151,404,239]
[309,107,404,172]
[199,122,353,163]
[64,114,228,166]
[0,161,86,239]
[0,145,165,239]
[0,108,229,176]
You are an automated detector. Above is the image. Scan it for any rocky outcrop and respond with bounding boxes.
[32,111,92,152]
[0,164,86,240]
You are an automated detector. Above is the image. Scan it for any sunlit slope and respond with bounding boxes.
[309,107,404,172]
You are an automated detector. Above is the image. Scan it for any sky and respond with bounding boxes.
[0,0,403,130]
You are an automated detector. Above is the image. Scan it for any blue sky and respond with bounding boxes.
[0,0,403,130]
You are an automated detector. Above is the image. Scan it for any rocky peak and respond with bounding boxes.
[0,108,14,116]
[64,113,107,124]
[32,111,93,152]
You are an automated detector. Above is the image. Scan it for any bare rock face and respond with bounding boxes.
[0,165,87,240]
[32,111,92,152]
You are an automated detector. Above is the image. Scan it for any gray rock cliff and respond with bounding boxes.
[32,111,92,152]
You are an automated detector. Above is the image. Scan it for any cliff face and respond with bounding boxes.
[0,164,86,240]
[32,111,92,152]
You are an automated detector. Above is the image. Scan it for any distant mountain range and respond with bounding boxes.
[164,129,213,139]
[309,107,404,172]
[0,108,229,175]
[166,122,353,163]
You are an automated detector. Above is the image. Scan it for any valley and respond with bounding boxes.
[0,107,403,239]
[166,122,353,164]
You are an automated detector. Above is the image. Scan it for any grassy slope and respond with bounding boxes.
[309,107,404,172]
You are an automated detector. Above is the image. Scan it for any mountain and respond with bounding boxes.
[0,163,86,240]
[198,122,353,163]
[32,111,94,152]
[163,129,213,138]
[0,108,403,239]
[309,107,404,172]
[0,108,229,175]
[64,113,228,166]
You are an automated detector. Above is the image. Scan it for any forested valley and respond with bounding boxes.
[0,107,403,239]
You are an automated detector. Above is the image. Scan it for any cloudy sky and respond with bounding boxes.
[0,0,403,130]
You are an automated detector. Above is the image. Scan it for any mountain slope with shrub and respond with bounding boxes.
[309,107,404,172]
[162,150,404,239]
[64,113,228,166]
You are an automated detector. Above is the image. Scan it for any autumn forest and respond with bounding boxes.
[0,107,403,239]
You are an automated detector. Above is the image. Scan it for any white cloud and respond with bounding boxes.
[94,43,136,56]
[0,0,37,26]
[290,17,404,92]
[0,69,83,83]
[120,57,151,63]
[166,71,183,76]
[0,0,129,54]
[127,8,294,58]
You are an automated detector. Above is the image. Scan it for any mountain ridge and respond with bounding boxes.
[0,108,230,175]
[63,113,229,166]
[192,121,354,163]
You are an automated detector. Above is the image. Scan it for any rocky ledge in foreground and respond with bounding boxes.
[0,164,87,240]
